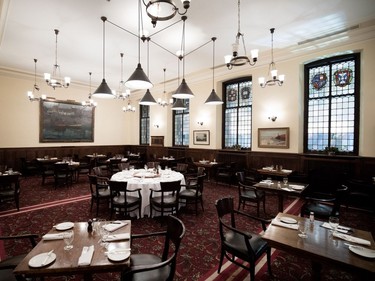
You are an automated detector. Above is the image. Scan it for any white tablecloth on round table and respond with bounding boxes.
[110,169,185,217]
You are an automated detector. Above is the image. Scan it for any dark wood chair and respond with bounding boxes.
[300,184,349,220]
[0,233,39,281]
[108,180,142,219]
[179,173,206,215]
[236,172,266,216]
[215,197,272,280]
[40,163,54,185]
[173,163,188,174]
[216,162,236,186]
[0,174,21,211]
[121,215,185,281]
[118,162,130,171]
[108,159,121,175]
[88,174,111,217]
[20,158,39,177]
[146,162,160,169]
[149,180,181,219]
[53,163,73,187]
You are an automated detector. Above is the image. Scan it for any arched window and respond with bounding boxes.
[173,99,189,146]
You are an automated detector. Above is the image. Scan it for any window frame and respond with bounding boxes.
[303,53,360,155]
[139,104,150,145]
[172,99,190,147]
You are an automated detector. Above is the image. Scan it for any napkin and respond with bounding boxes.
[321,222,350,233]
[78,245,95,266]
[260,180,273,184]
[281,187,293,192]
[333,232,371,246]
[103,233,130,242]
[271,219,299,230]
[281,169,292,173]
[289,184,304,190]
[104,221,128,232]
[42,233,65,240]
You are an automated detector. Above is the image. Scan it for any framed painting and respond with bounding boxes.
[40,99,95,142]
[258,127,290,148]
[193,130,210,145]
[151,136,164,146]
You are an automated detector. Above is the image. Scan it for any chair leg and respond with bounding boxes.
[217,250,225,273]
[200,198,204,212]
[250,265,255,281]
[266,247,272,276]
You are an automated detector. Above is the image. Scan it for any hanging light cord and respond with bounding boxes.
[54,29,59,69]
[163,68,166,94]
[101,17,107,79]
[89,72,92,97]
[181,17,186,78]
[212,37,216,90]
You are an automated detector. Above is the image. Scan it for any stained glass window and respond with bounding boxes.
[304,54,359,154]
[223,77,252,149]
[173,99,190,146]
[140,105,150,145]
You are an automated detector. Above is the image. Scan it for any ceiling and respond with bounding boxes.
[1,0,375,93]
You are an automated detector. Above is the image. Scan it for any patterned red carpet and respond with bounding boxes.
[1,176,374,280]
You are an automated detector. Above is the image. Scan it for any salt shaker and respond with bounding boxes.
[87,219,93,233]
[309,212,314,222]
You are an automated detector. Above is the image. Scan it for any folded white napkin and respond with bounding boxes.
[78,245,94,266]
[281,187,293,192]
[321,222,350,233]
[289,184,304,190]
[281,169,292,173]
[271,219,299,230]
[104,221,128,232]
[42,233,65,240]
[333,232,371,246]
[260,180,273,184]
[103,233,130,242]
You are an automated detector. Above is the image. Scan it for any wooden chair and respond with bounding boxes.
[216,162,237,186]
[0,174,21,211]
[236,171,266,216]
[53,163,73,187]
[40,163,54,185]
[88,174,111,217]
[179,173,206,215]
[108,159,121,175]
[146,162,160,169]
[149,180,181,219]
[121,215,185,281]
[173,163,188,174]
[0,234,39,281]
[118,162,130,171]
[215,197,272,280]
[108,180,142,219]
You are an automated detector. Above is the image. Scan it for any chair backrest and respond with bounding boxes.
[215,197,236,226]
[176,163,188,173]
[92,166,104,176]
[54,163,69,174]
[0,174,20,190]
[160,180,182,194]
[108,180,133,207]
[197,167,205,176]
[118,162,130,171]
[88,174,98,194]
[236,171,245,184]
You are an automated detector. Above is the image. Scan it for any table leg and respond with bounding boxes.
[311,261,322,281]
[278,194,284,212]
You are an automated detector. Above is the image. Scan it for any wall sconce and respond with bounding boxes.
[197,121,203,126]
[154,124,159,128]
[268,116,277,122]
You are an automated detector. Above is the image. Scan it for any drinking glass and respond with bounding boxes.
[99,222,109,249]
[298,222,307,238]
[63,230,74,250]
[283,177,288,185]
[329,216,339,233]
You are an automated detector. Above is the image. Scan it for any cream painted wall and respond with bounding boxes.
[1,38,375,156]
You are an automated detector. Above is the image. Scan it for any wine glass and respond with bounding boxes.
[329,216,339,233]
[63,230,74,250]
[283,177,288,186]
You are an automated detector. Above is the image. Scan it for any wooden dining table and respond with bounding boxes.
[263,213,375,280]
[14,220,131,281]
[253,179,308,212]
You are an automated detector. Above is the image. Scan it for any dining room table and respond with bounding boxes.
[193,161,222,182]
[253,179,308,213]
[14,220,131,281]
[263,213,375,280]
[257,167,293,179]
[110,168,186,217]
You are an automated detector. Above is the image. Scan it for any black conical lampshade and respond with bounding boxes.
[205,89,223,105]
[139,89,157,105]
[171,98,186,110]
[92,79,115,99]
[172,78,194,99]
[125,63,153,90]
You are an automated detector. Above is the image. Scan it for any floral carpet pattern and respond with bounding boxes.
[1,175,374,280]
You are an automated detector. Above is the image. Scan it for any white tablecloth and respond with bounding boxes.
[110,169,185,217]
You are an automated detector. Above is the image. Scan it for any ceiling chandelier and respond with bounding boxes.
[44,29,71,89]
[123,101,136,112]
[172,16,194,99]
[158,68,173,107]
[27,59,46,102]
[142,0,191,27]
[205,37,223,105]
[259,28,285,88]
[126,0,153,90]
[224,0,258,70]
[116,53,131,100]
[82,72,97,108]
[92,16,115,98]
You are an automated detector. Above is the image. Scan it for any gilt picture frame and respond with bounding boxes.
[40,99,95,142]
[193,130,210,145]
[258,127,289,148]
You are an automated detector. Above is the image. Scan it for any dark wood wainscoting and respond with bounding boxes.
[1,145,374,180]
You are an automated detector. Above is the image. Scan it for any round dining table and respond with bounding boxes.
[110,169,185,218]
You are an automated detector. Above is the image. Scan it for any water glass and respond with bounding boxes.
[329,216,339,233]
[63,230,74,250]
[283,177,288,185]
[298,222,308,238]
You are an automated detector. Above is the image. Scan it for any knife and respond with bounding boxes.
[41,249,54,266]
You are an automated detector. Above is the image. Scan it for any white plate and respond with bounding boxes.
[289,185,304,191]
[55,222,74,231]
[28,252,56,267]
[107,250,131,262]
[280,217,297,224]
[349,246,375,258]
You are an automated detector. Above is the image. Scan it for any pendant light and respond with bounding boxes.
[171,98,187,110]
[158,68,174,107]
[92,16,115,98]
[139,38,157,105]
[82,72,98,107]
[126,0,153,90]
[172,16,194,99]
[27,58,46,102]
[205,37,223,105]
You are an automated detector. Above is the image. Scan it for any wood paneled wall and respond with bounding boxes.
[1,145,374,180]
